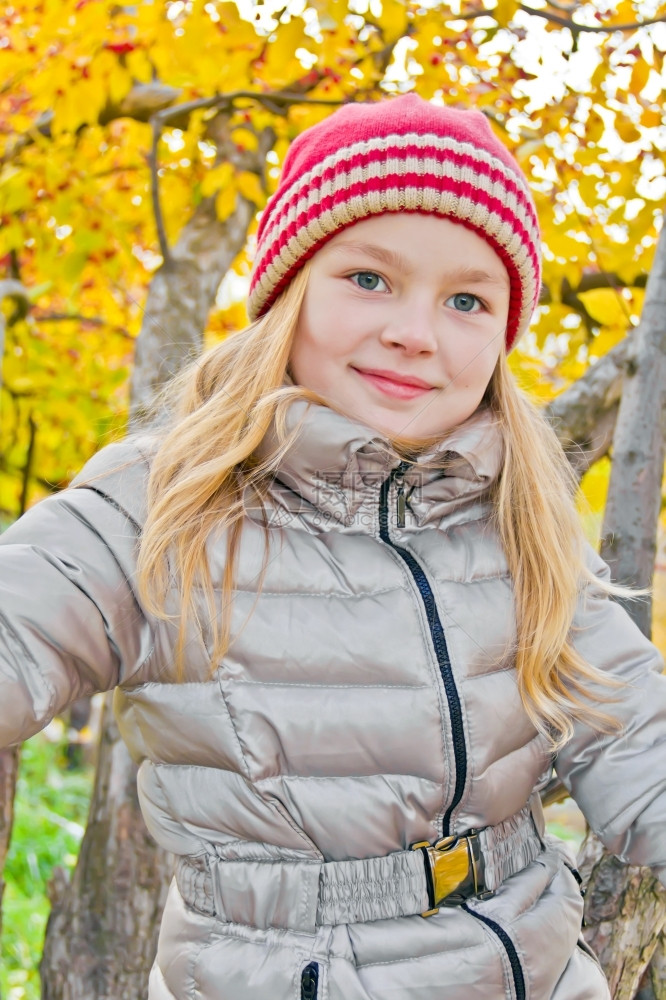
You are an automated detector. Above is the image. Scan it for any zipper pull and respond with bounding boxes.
[393,461,410,528]
[395,473,406,528]
[301,962,319,1000]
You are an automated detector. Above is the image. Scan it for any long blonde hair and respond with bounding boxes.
[137,270,622,748]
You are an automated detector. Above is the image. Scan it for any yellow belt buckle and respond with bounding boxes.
[411,834,478,917]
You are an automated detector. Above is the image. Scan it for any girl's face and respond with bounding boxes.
[288,213,510,441]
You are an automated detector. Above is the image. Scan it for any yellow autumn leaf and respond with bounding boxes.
[231,128,259,153]
[52,88,90,135]
[641,106,662,128]
[378,0,408,39]
[614,0,637,19]
[236,171,265,206]
[544,229,584,261]
[201,163,235,198]
[589,60,607,91]
[615,115,641,143]
[585,109,605,144]
[629,58,650,96]
[215,185,238,221]
[107,62,133,106]
[126,48,154,84]
[589,324,629,359]
[577,457,610,522]
[576,172,600,206]
[578,288,627,327]
[494,0,519,26]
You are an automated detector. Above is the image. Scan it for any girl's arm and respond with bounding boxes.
[0,447,153,749]
[555,545,666,884]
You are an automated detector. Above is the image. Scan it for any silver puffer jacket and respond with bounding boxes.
[1,398,665,1000]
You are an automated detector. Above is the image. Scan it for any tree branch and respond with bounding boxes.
[149,118,172,266]
[153,88,349,130]
[32,312,134,339]
[19,413,37,516]
[519,3,666,33]
[545,334,630,476]
[0,280,29,397]
[456,2,666,32]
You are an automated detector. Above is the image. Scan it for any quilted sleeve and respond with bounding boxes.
[0,460,154,748]
[554,544,666,885]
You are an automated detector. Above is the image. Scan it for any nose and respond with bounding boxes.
[378,298,439,355]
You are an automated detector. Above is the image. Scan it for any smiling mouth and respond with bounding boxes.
[352,367,436,399]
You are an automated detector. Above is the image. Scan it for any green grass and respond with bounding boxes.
[0,725,94,1000]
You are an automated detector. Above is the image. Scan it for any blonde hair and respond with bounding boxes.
[137,275,623,749]
[485,356,624,747]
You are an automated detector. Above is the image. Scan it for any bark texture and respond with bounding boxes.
[0,280,29,397]
[578,224,666,998]
[599,228,666,630]
[130,114,274,423]
[545,335,629,476]
[129,191,256,423]
[578,832,666,1000]
[636,936,666,999]
[0,745,19,938]
[39,699,170,999]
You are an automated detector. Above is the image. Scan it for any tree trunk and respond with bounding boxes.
[39,699,170,999]
[0,280,29,397]
[39,117,272,999]
[578,223,666,998]
[578,831,666,1000]
[636,935,666,999]
[545,333,629,476]
[0,746,20,938]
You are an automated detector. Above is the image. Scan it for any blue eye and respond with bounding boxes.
[351,271,387,292]
[446,293,482,313]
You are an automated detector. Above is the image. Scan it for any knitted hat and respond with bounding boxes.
[248,93,541,350]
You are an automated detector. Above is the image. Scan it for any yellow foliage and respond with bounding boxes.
[615,115,641,144]
[493,0,519,27]
[578,288,629,327]
[641,106,663,128]
[231,128,259,152]
[377,0,408,40]
[126,48,154,85]
[259,19,311,90]
[589,324,630,359]
[200,163,235,198]
[577,458,611,545]
[236,171,265,206]
[216,185,238,221]
[629,58,650,97]
[590,61,608,91]
[585,109,605,144]
[0,0,664,519]
[611,0,637,22]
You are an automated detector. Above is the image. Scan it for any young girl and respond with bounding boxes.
[1,94,665,1000]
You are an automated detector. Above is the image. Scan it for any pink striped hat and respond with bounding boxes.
[248,94,541,350]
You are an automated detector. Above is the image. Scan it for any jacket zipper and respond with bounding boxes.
[381,464,526,1000]
[462,904,526,1000]
[301,961,319,1000]
[379,462,466,835]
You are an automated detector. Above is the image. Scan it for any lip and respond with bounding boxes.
[352,366,435,400]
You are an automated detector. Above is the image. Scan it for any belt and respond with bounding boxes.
[175,800,544,933]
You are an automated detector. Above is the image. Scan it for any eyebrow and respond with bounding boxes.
[329,241,509,288]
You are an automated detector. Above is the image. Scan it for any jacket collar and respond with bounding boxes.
[255,396,504,529]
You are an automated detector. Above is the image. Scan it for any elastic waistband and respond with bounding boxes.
[174,800,544,933]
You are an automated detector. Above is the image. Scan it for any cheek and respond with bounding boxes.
[293,302,363,365]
